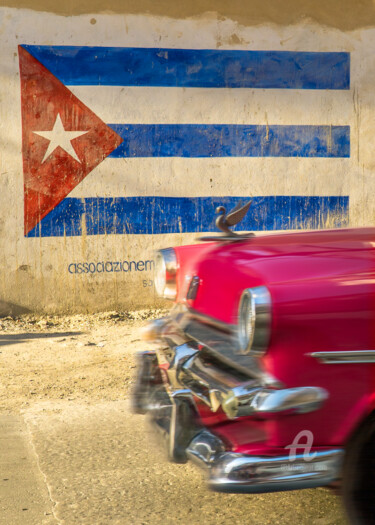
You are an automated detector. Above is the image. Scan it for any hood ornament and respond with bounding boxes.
[199,200,254,242]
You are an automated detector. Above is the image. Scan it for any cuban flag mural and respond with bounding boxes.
[19,45,350,238]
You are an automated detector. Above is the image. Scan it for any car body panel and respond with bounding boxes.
[134,226,375,503]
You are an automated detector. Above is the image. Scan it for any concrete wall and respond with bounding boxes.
[0,1,374,313]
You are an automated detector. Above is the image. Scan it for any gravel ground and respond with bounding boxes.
[0,311,348,524]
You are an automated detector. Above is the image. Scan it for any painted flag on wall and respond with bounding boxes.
[19,45,350,237]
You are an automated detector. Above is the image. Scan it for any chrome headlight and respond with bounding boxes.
[154,248,178,300]
[237,286,271,355]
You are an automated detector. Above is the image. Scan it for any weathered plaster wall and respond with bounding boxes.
[4,0,375,31]
[0,2,374,313]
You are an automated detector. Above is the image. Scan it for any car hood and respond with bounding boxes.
[178,227,375,325]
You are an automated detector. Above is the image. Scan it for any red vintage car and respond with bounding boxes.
[133,205,375,524]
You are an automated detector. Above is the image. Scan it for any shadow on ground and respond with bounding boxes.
[0,332,83,347]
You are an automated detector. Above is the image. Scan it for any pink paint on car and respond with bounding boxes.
[133,206,375,524]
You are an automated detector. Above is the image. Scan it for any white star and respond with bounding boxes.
[33,113,88,163]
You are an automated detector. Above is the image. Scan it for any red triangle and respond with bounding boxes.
[19,46,123,235]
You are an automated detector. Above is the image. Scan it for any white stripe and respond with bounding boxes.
[67,85,353,201]
[69,86,353,126]
[69,157,352,198]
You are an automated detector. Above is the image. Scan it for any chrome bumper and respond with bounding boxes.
[176,342,328,419]
[133,349,343,493]
[136,337,328,420]
[187,431,343,493]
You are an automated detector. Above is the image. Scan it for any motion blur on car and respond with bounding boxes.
[133,203,375,524]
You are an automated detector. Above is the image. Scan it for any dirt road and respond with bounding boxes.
[0,312,347,524]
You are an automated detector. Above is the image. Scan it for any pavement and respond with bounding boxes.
[0,415,54,524]
[0,314,349,524]
[0,400,349,525]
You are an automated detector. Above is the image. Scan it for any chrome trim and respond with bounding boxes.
[134,358,340,493]
[161,343,327,419]
[144,385,202,463]
[167,389,201,463]
[237,286,272,356]
[237,288,256,354]
[221,386,328,419]
[208,449,344,493]
[182,317,277,383]
[155,248,178,300]
[310,350,375,364]
[186,276,200,301]
[166,343,199,388]
[186,430,226,468]
[132,351,160,414]
[149,306,273,383]
[180,348,260,412]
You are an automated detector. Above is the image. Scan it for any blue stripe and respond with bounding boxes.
[22,46,350,90]
[26,196,349,237]
[108,124,350,158]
